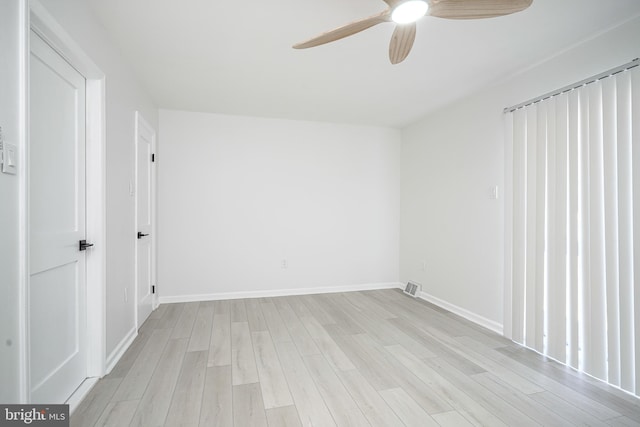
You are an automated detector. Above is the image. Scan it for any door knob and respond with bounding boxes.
[79,239,94,251]
[137,232,149,239]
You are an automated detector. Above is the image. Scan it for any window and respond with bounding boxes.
[505,62,640,396]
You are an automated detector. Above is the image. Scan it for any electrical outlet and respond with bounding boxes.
[281,259,288,269]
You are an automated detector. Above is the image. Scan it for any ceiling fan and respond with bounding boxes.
[293,0,533,64]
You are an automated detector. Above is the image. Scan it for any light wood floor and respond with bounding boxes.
[72,289,640,426]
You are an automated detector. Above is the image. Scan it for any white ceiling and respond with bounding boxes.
[88,0,640,128]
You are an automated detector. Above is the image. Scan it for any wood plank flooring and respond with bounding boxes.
[72,289,640,426]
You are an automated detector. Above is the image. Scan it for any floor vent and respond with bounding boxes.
[403,281,421,298]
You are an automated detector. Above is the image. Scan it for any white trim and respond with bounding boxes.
[105,327,137,375]
[417,290,504,335]
[17,0,29,404]
[134,112,157,328]
[65,377,99,415]
[23,1,107,403]
[29,2,104,78]
[150,120,158,311]
[85,78,106,378]
[157,282,504,336]
[158,282,403,304]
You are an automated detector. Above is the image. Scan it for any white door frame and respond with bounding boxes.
[19,0,106,404]
[134,111,158,330]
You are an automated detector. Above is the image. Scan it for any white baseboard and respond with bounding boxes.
[67,328,135,412]
[158,282,403,304]
[105,326,137,375]
[416,290,503,335]
[67,377,99,414]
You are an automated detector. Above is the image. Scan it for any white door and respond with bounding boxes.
[135,113,155,328]
[29,31,88,403]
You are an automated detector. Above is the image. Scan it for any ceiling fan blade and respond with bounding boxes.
[389,23,416,64]
[428,0,533,20]
[293,10,391,49]
[381,0,403,7]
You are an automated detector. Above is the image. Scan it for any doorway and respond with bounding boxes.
[28,29,88,404]
[135,112,156,328]
[25,2,106,406]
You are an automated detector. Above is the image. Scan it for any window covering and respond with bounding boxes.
[504,64,640,395]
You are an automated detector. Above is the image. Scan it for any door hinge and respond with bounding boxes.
[152,285,156,294]
[151,153,155,163]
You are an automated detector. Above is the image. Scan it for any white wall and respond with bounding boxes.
[159,110,401,299]
[39,0,158,359]
[0,0,25,404]
[400,16,640,327]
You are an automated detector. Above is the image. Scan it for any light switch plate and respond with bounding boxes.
[490,185,499,200]
[2,143,17,175]
[0,126,17,175]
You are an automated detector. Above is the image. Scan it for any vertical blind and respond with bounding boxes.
[504,63,640,396]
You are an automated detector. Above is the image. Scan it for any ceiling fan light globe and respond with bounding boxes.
[391,0,429,24]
